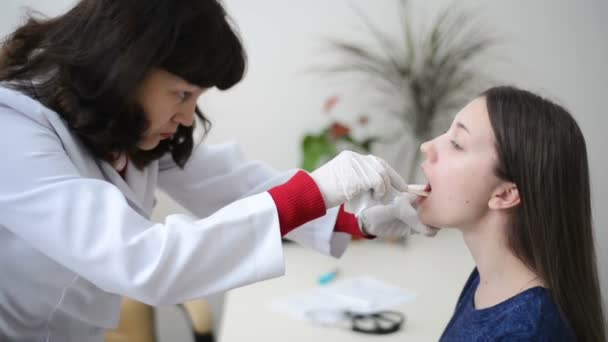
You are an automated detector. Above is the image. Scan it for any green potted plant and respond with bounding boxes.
[300,95,376,171]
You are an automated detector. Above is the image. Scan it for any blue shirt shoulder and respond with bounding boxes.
[440,269,576,342]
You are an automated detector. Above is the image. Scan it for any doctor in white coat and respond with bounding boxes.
[0,0,428,341]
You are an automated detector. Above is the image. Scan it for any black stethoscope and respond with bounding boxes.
[347,310,405,334]
[307,309,405,335]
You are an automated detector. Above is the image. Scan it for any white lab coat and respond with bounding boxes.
[0,86,350,341]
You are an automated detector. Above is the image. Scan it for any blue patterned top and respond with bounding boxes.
[440,269,576,341]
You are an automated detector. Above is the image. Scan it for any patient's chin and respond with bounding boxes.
[418,206,457,229]
[418,209,440,228]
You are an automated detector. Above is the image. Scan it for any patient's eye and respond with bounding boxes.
[451,140,464,151]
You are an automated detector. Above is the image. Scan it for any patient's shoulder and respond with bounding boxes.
[493,288,575,341]
[442,282,576,341]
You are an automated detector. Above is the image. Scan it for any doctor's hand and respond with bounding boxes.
[358,193,440,238]
[310,151,408,209]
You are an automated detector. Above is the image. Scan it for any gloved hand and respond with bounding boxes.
[357,193,440,237]
[310,151,408,209]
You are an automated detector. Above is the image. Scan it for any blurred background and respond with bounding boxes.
[1,0,606,340]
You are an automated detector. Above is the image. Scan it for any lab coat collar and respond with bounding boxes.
[97,160,152,218]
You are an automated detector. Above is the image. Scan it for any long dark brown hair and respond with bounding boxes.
[484,86,606,341]
[0,0,246,168]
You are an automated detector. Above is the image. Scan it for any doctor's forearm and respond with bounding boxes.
[267,171,367,239]
[267,171,326,236]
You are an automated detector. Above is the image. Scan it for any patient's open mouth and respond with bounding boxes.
[425,183,432,194]
[407,183,431,197]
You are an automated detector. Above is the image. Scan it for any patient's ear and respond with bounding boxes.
[489,183,520,210]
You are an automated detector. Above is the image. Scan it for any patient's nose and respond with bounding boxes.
[420,140,437,163]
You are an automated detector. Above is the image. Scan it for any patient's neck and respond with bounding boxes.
[461,215,543,309]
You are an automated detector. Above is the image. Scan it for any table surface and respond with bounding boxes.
[219,229,474,342]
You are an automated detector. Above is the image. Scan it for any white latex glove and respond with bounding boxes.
[310,151,408,209]
[358,193,440,237]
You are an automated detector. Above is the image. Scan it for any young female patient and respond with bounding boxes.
[416,86,606,341]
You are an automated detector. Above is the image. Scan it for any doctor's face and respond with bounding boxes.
[417,97,505,230]
[134,69,207,150]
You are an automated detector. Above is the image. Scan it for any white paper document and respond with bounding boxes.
[271,276,417,322]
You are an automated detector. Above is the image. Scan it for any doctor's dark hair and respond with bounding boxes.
[483,86,606,341]
[0,0,246,168]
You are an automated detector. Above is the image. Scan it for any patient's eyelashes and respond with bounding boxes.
[451,140,464,151]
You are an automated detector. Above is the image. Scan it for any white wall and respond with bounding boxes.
[1,0,74,31]
[1,0,606,329]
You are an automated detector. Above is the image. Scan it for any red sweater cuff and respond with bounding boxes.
[268,171,327,237]
[334,204,373,239]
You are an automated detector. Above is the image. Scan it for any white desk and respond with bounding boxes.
[219,230,474,342]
